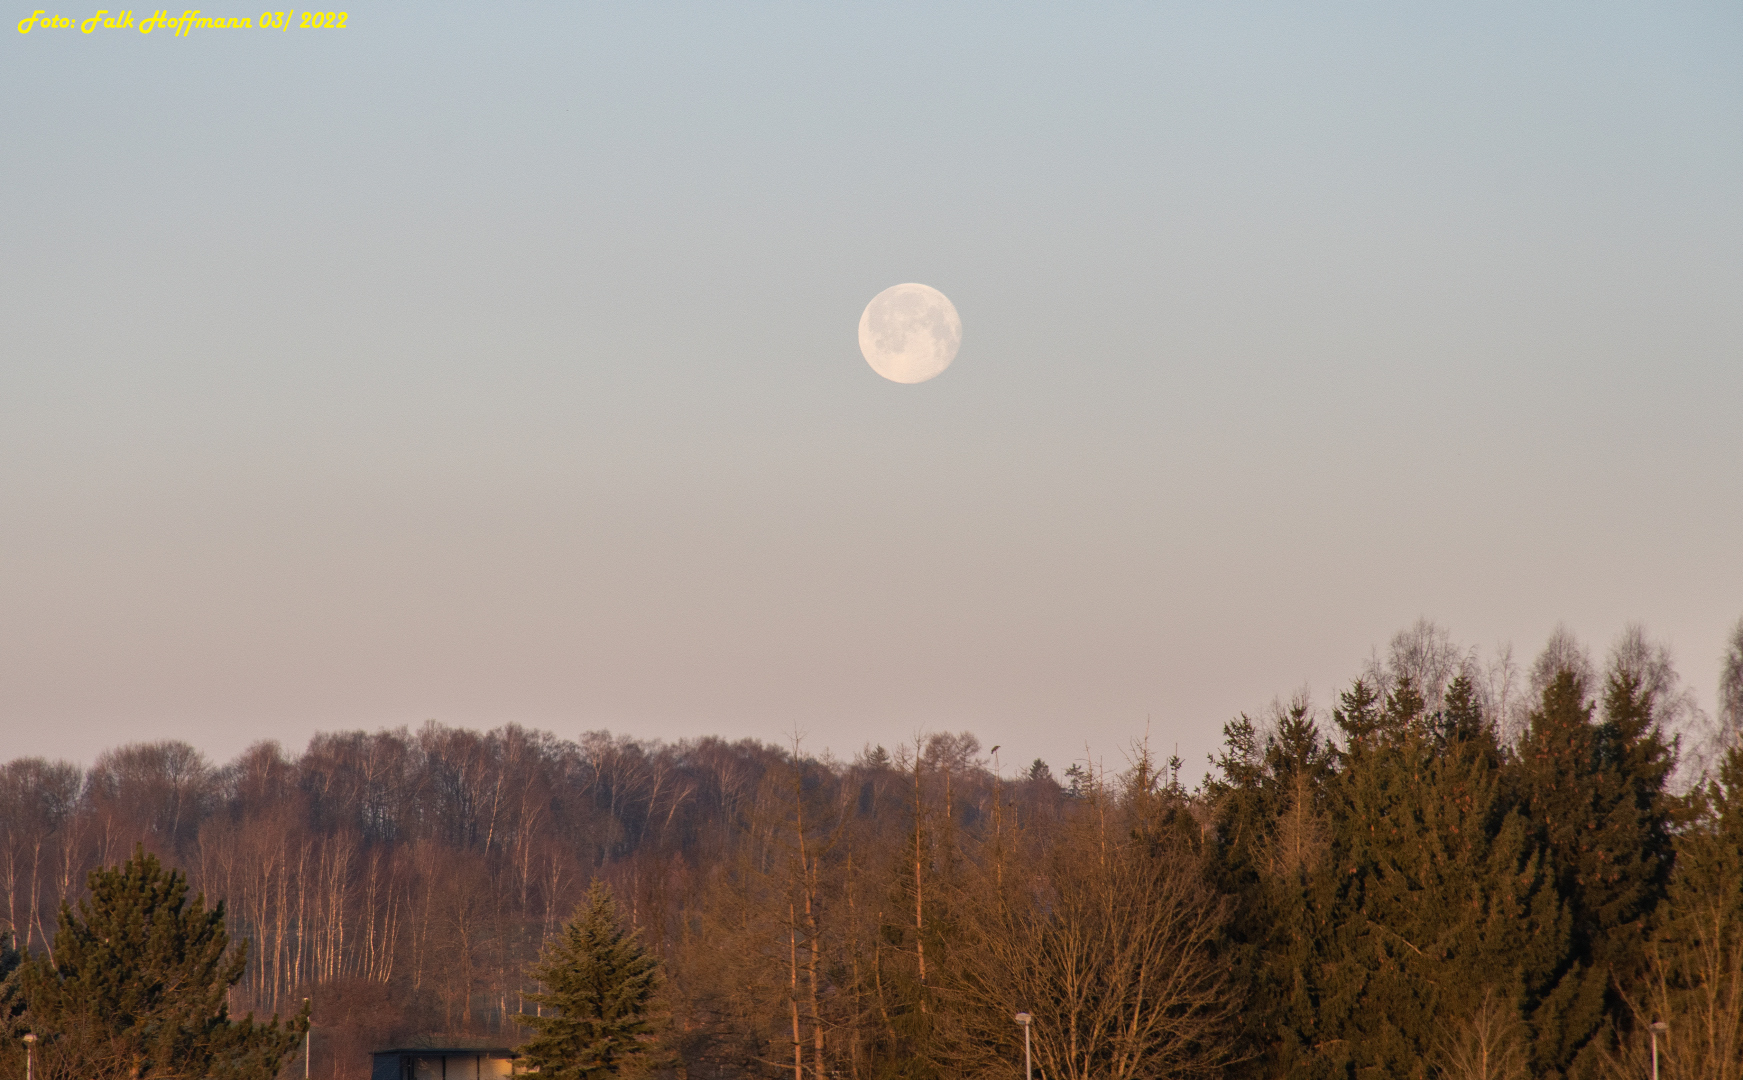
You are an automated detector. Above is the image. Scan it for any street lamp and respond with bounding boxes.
[22,1032,35,1080]
[1649,1020,1667,1080]
[1014,1012,1032,1080]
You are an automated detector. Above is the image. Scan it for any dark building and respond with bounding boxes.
[369,1048,520,1079]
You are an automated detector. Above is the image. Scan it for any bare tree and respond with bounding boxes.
[1435,989,1531,1080]
[1477,642,1528,746]
[1600,740,1743,1080]
[939,753,1234,1080]
[86,742,215,858]
[1609,623,1711,787]
[1721,616,1743,742]
[0,759,81,956]
[1530,624,1595,707]
[1604,906,1743,1080]
[1367,619,1470,716]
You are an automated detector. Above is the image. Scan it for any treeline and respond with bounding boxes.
[2,618,1742,1079]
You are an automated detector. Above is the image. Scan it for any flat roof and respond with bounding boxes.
[372,1048,517,1056]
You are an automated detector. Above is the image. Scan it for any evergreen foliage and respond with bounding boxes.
[1609,741,1743,1079]
[5,618,1743,1080]
[1508,664,1679,1074]
[1597,664,1679,952]
[518,881,663,1080]
[18,846,306,1080]
[1206,634,1704,1080]
[0,932,22,1041]
[1321,676,1567,1079]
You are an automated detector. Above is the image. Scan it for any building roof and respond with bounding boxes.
[371,1048,517,1057]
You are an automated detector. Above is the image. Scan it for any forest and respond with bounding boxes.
[3,618,1743,1080]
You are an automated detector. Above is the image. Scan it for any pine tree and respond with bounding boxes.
[519,881,664,1080]
[19,845,307,1080]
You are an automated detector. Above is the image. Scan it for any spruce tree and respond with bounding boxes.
[1255,702,1340,1080]
[1316,675,1568,1080]
[519,881,663,1080]
[1205,698,1338,1080]
[1598,662,1679,921]
[1613,741,1743,1078]
[0,931,22,1041]
[1511,666,1675,1075]
[1435,672,1491,755]
[19,846,307,1080]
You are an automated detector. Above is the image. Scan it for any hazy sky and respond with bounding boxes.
[3,2,1740,779]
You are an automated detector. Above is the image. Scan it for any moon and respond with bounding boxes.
[858,283,962,384]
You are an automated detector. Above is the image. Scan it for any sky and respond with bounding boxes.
[2,2,1740,780]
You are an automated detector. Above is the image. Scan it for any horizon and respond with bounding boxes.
[12,615,1737,795]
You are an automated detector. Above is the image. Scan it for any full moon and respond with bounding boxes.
[858,283,962,384]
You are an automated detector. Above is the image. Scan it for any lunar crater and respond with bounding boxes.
[858,283,961,384]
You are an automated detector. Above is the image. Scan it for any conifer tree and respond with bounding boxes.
[1318,675,1568,1080]
[519,881,664,1080]
[1606,741,1743,1080]
[19,846,307,1080]
[1332,677,1385,752]
[1596,661,1679,958]
[1205,697,1337,1079]
[1436,672,1491,753]
[0,931,21,1041]
[1512,665,1677,1075]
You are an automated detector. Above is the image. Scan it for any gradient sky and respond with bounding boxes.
[3,2,1740,779]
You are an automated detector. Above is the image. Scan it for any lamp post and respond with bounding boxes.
[22,1032,35,1080]
[1014,1012,1032,1080]
[1649,1020,1667,1080]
